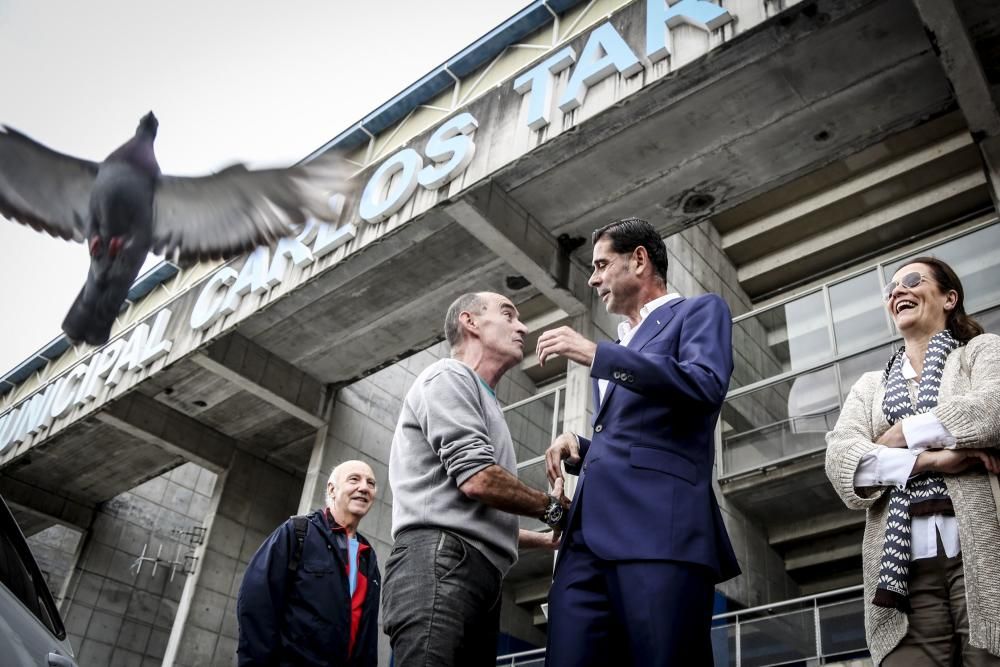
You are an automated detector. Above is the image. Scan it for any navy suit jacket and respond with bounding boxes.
[563,294,740,583]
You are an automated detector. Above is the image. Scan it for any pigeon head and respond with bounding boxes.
[104,112,161,174]
[138,112,159,138]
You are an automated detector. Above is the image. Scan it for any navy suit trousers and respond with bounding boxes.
[546,510,716,667]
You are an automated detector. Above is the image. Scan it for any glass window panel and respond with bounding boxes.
[885,224,1000,314]
[785,292,833,369]
[836,344,894,403]
[819,598,867,659]
[504,392,557,462]
[732,291,832,389]
[516,456,548,531]
[721,366,839,476]
[829,270,891,355]
[505,388,564,531]
[973,305,1000,335]
[739,609,817,667]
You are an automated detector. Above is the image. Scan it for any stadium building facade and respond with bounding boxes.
[1,0,999,665]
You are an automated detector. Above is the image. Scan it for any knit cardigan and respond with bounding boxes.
[825,332,1000,665]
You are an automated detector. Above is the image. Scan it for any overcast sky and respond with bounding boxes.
[0,0,529,375]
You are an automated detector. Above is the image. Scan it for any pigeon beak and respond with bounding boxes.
[139,112,158,137]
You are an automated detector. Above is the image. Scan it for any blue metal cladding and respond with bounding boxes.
[321,124,371,153]
[320,0,590,153]
[0,336,71,397]
[0,261,178,396]
[127,262,179,304]
[446,3,555,78]
[362,69,457,134]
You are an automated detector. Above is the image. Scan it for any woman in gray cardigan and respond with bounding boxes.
[826,256,1000,666]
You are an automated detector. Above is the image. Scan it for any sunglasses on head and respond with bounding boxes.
[882,271,929,302]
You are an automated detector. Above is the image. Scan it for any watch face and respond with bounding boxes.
[545,499,563,525]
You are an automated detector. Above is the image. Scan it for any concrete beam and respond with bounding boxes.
[522,308,570,335]
[191,333,325,429]
[911,0,1000,139]
[785,541,862,571]
[446,182,592,317]
[979,135,1000,210]
[799,570,863,596]
[95,392,235,473]
[737,169,986,285]
[292,255,511,381]
[768,512,865,547]
[718,451,826,497]
[911,0,1000,207]
[722,132,973,254]
[0,474,94,532]
[514,577,552,606]
[517,308,571,373]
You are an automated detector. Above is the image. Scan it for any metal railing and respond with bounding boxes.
[495,647,545,667]
[496,585,868,667]
[721,406,841,477]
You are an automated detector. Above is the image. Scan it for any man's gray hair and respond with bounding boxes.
[444,292,486,348]
[327,460,373,489]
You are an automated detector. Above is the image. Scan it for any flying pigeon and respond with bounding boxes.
[0,112,349,345]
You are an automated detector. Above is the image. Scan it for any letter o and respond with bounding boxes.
[359,148,423,224]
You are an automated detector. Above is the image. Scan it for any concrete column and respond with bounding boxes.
[980,135,1000,211]
[908,0,1000,212]
[53,528,87,611]
[297,387,336,515]
[561,312,599,504]
[672,223,797,607]
[163,451,301,667]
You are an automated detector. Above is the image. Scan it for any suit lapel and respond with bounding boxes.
[628,298,683,352]
[592,298,685,426]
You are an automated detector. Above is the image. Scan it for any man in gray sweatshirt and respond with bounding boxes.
[383,291,567,667]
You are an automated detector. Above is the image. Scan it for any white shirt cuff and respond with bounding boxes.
[854,446,919,488]
[902,412,956,452]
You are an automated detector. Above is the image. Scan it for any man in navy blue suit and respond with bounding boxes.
[536,217,740,666]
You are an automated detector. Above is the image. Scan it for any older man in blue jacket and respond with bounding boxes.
[237,460,380,667]
[536,217,740,666]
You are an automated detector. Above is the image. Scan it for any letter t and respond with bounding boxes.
[513,46,577,131]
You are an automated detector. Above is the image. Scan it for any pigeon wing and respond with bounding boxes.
[152,154,351,265]
[0,126,98,242]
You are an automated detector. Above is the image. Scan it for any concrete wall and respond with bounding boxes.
[167,451,301,667]
[56,463,217,667]
[27,524,82,607]
[665,222,799,606]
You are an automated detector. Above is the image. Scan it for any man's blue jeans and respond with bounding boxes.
[382,528,503,667]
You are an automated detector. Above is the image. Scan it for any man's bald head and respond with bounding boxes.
[328,460,374,488]
[327,460,377,528]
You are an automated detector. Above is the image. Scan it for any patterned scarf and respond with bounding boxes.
[873,329,960,612]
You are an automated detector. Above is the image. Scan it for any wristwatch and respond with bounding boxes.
[540,494,565,529]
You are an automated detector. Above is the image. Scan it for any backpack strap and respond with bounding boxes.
[287,515,310,573]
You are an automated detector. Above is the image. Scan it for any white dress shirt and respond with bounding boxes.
[854,354,960,559]
[597,293,682,404]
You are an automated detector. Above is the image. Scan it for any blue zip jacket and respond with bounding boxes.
[237,509,380,666]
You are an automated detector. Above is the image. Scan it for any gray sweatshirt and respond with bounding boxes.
[388,358,519,575]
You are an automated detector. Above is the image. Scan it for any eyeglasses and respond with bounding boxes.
[882,271,930,302]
